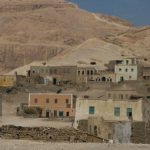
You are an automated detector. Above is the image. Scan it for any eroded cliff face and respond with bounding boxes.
[0,0,134,73]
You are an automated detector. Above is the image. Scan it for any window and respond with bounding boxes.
[125,94,128,99]
[126,60,129,65]
[125,68,128,72]
[89,125,92,133]
[34,98,38,103]
[46,98,49,103]
[66,99,69,104]
[87,70,90,75]
[114,107,120,116]
[82,71,84,75]
[119,68,122,71]
[66,112,69,117]
[131,68,134,72]
[91,70,94,75]
[55,98,58,104]
[41,69,44,73]
[108,93,111,98]
[129,76,132,79]
[78,70,80,75]
[113,94,116,99]
[59,111,64,117]
[127,108,132,117]
[89,106,95,114]
[120,94,123,99]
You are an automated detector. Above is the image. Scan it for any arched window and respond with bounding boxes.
[102,77,106,82]
[87,70,90,75]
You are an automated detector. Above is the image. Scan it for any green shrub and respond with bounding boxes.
[23,107,42,115]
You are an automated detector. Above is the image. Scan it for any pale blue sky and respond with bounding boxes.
[69,0,150,26]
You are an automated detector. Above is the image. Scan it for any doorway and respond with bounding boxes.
[46,111,49,118]
[53,78,57,85]
[54,110,57,117]
[120,76,124,82]
[66,112,69,117]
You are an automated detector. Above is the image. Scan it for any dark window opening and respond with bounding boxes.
[55,99,58,104]
[34,98,38,103]
[66,99,69,103]
[66,112,69,117]
[102,77,106,82]
[46,98,49,103]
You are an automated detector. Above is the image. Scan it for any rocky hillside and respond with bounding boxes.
[0,0,135,73]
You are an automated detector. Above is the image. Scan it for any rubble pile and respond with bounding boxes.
[0,125,103,143]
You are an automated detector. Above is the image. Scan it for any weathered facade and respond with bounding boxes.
[74,95,150,128]
[88,117,131,143]
[30,65,77,85]
[92,70,116,83]
[29,93,76,118]
[142,65,150,80]
[0,75,16,87]
[76,66,96,84]
[115,58,138,82]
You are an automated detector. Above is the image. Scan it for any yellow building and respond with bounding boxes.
[74,95,150,128]
[0,75,16,87]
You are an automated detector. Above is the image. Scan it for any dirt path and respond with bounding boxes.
[0,139,150,150]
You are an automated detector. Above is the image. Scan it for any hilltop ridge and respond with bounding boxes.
[0,0,149,74]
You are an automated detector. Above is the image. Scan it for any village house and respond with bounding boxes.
[76,66,96,84]
[28,93,76,118]
[29,65,97,85]
[114,57,138,82]
[92,70,116,83]
[142,65,150,80]
[30,65,77,85]
[0,75,16,87]
[26,57,150,87]
[74,84,150,128]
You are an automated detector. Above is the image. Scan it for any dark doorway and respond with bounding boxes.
[102,77,106,82]
[66,112,69,117]
[120,76,124,82]
[54,110,57,117]
[46,111,49,118]
[53,78,57,85]
[94,126,98,136]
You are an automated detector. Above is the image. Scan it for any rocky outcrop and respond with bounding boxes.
[0,0,133,73]
[0,44,64,70]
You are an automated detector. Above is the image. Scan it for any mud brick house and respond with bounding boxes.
[0,75,16,87]
[30,65,77,85]
[92,70,116,83]
[28,93,76,118]
[142,65,150,80]
[76,66,96,84]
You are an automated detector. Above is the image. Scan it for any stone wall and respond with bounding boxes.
[131,122,150,144]
[0,125,104,143]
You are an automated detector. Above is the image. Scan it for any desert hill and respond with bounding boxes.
[0,0,134,73]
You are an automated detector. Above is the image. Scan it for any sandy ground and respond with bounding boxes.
[0,139,150,150]
[0,115,72,128]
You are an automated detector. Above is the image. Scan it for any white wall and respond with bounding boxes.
[74,98,143,128]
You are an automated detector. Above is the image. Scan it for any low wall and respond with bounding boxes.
[0,125,104,143]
